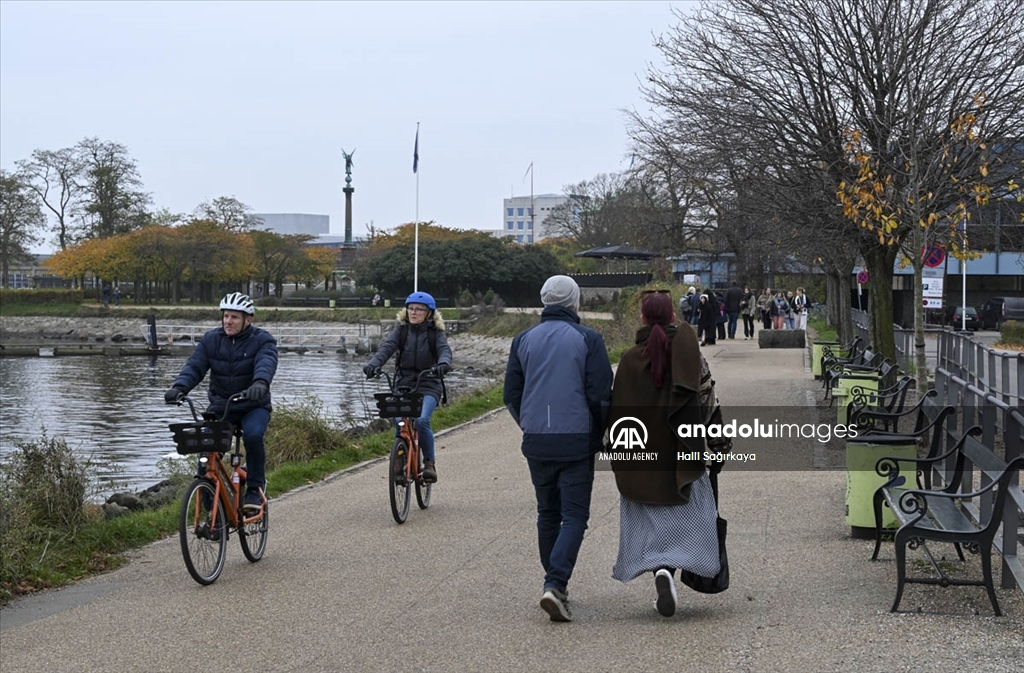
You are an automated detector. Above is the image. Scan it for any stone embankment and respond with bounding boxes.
[0,316,513,373]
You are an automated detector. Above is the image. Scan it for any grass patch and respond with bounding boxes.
[0,382,506,605]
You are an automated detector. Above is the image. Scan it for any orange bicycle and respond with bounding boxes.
[371,369,437,524]
[169,394,268,584]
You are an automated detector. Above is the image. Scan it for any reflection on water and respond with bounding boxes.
[0,353,494,497]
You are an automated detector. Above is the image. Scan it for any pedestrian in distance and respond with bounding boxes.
[757,288,774,330]
[740,286,757,339]
[504,274,613,622]
[164,293,279,513]
[680,286,696,325]
[698,290,718,346]
[784,291,797,330]
[363,291,452,483]
[607,292,730,617]
[102,284,111,308]
[724,283,743,339]
[794,287,810,331]
[113,286,121,307]
[771,292,788,330]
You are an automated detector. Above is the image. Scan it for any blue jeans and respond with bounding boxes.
[394,394,438,462]
[526,456,595,593]
[727,311,740,338]
[203,407,270,490]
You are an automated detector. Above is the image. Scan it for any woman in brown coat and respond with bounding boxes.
[608,292,730,617]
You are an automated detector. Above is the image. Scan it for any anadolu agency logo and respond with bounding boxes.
[609,416,648,450]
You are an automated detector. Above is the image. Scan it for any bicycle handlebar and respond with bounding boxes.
[369,367,443,396]
[173,392,248,423]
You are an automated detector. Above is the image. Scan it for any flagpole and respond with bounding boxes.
[414,122,420,292]
[530,161,535,235]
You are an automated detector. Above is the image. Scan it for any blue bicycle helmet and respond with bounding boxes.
[405,291,436,311]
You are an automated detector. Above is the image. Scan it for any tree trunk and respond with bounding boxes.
[863,245,897,362]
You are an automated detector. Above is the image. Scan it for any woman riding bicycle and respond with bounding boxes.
[363,291,452,483]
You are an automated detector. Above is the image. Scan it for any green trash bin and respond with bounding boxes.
[812,341,843,379]
[329,299,336,308]
[845,434,918,538]
[383,299,391,308]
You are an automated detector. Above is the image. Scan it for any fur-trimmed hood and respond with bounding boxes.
[395,308,446,331]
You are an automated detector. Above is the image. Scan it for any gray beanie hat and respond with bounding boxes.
[540,275,580,310]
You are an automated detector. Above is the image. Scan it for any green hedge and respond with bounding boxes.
[0,289,84,306]
[999,320,1024,346]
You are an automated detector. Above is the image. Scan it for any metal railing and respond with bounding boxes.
[141,324,380,349]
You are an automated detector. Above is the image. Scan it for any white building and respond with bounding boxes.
[253,213,330,236]
[499,194,567,244]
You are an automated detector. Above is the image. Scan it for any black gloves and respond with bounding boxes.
[164,387,185,404]
[244,380,269,402]
[433,363,451,377]
[363,363,380,379]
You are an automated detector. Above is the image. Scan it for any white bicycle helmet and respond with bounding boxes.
[219,292,255,315]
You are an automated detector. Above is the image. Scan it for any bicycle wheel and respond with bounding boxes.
[389,437,411,524]
[239,494,269,562]
[179,479,227,585]
[415,451,432,510]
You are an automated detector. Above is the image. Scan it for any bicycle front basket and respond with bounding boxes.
[374,392,424,419]
[169,421,233,455]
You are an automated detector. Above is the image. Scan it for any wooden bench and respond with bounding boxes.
[871,425,1024,615]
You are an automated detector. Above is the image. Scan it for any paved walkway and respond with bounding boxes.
[1,337,1021,672]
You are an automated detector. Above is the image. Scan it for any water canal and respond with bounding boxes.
[0,351,497,497]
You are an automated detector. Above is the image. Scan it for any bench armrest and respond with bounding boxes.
[897,456,1023,516]
[874,425,982,485]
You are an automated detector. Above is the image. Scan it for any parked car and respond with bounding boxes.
[980,296,1024,329]
[949,306,979,331]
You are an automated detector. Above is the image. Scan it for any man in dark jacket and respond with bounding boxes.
[164,292,278,513]
[724,284,743,339]
[504,275,613,622]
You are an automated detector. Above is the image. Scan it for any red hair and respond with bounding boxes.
[641,293,674,388]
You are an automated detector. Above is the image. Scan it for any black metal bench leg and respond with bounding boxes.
[952,543,965,562]
[891,530,909,612]
[979,547,1002,617]
[871,489,885,561]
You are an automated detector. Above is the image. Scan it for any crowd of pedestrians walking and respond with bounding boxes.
[682,284,812,344]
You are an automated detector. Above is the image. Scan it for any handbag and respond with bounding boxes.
[678,469,730,594]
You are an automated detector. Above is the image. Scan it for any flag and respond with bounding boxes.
[522,162,533,182]
[413,126,419,174]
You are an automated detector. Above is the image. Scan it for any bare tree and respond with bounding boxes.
[0,170,45,287]
[15,147,83,251]
[76,137,151,238]
[637,0,1024,366]
[193,196,262,232]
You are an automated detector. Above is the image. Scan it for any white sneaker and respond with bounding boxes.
[540,588,572,622]
[654,569,677,617]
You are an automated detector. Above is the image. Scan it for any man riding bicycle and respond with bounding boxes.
[363,291,452,483]
[164,292,279,513]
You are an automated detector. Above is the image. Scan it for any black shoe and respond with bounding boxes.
[422,460,437,483]
[654,569,677,617]
[242,488,262,514]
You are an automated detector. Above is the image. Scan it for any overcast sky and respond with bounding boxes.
[1,1,693,249]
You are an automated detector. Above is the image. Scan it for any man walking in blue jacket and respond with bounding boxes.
[504,275,613,622]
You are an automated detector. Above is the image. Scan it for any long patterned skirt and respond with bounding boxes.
[612,471,721,582]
